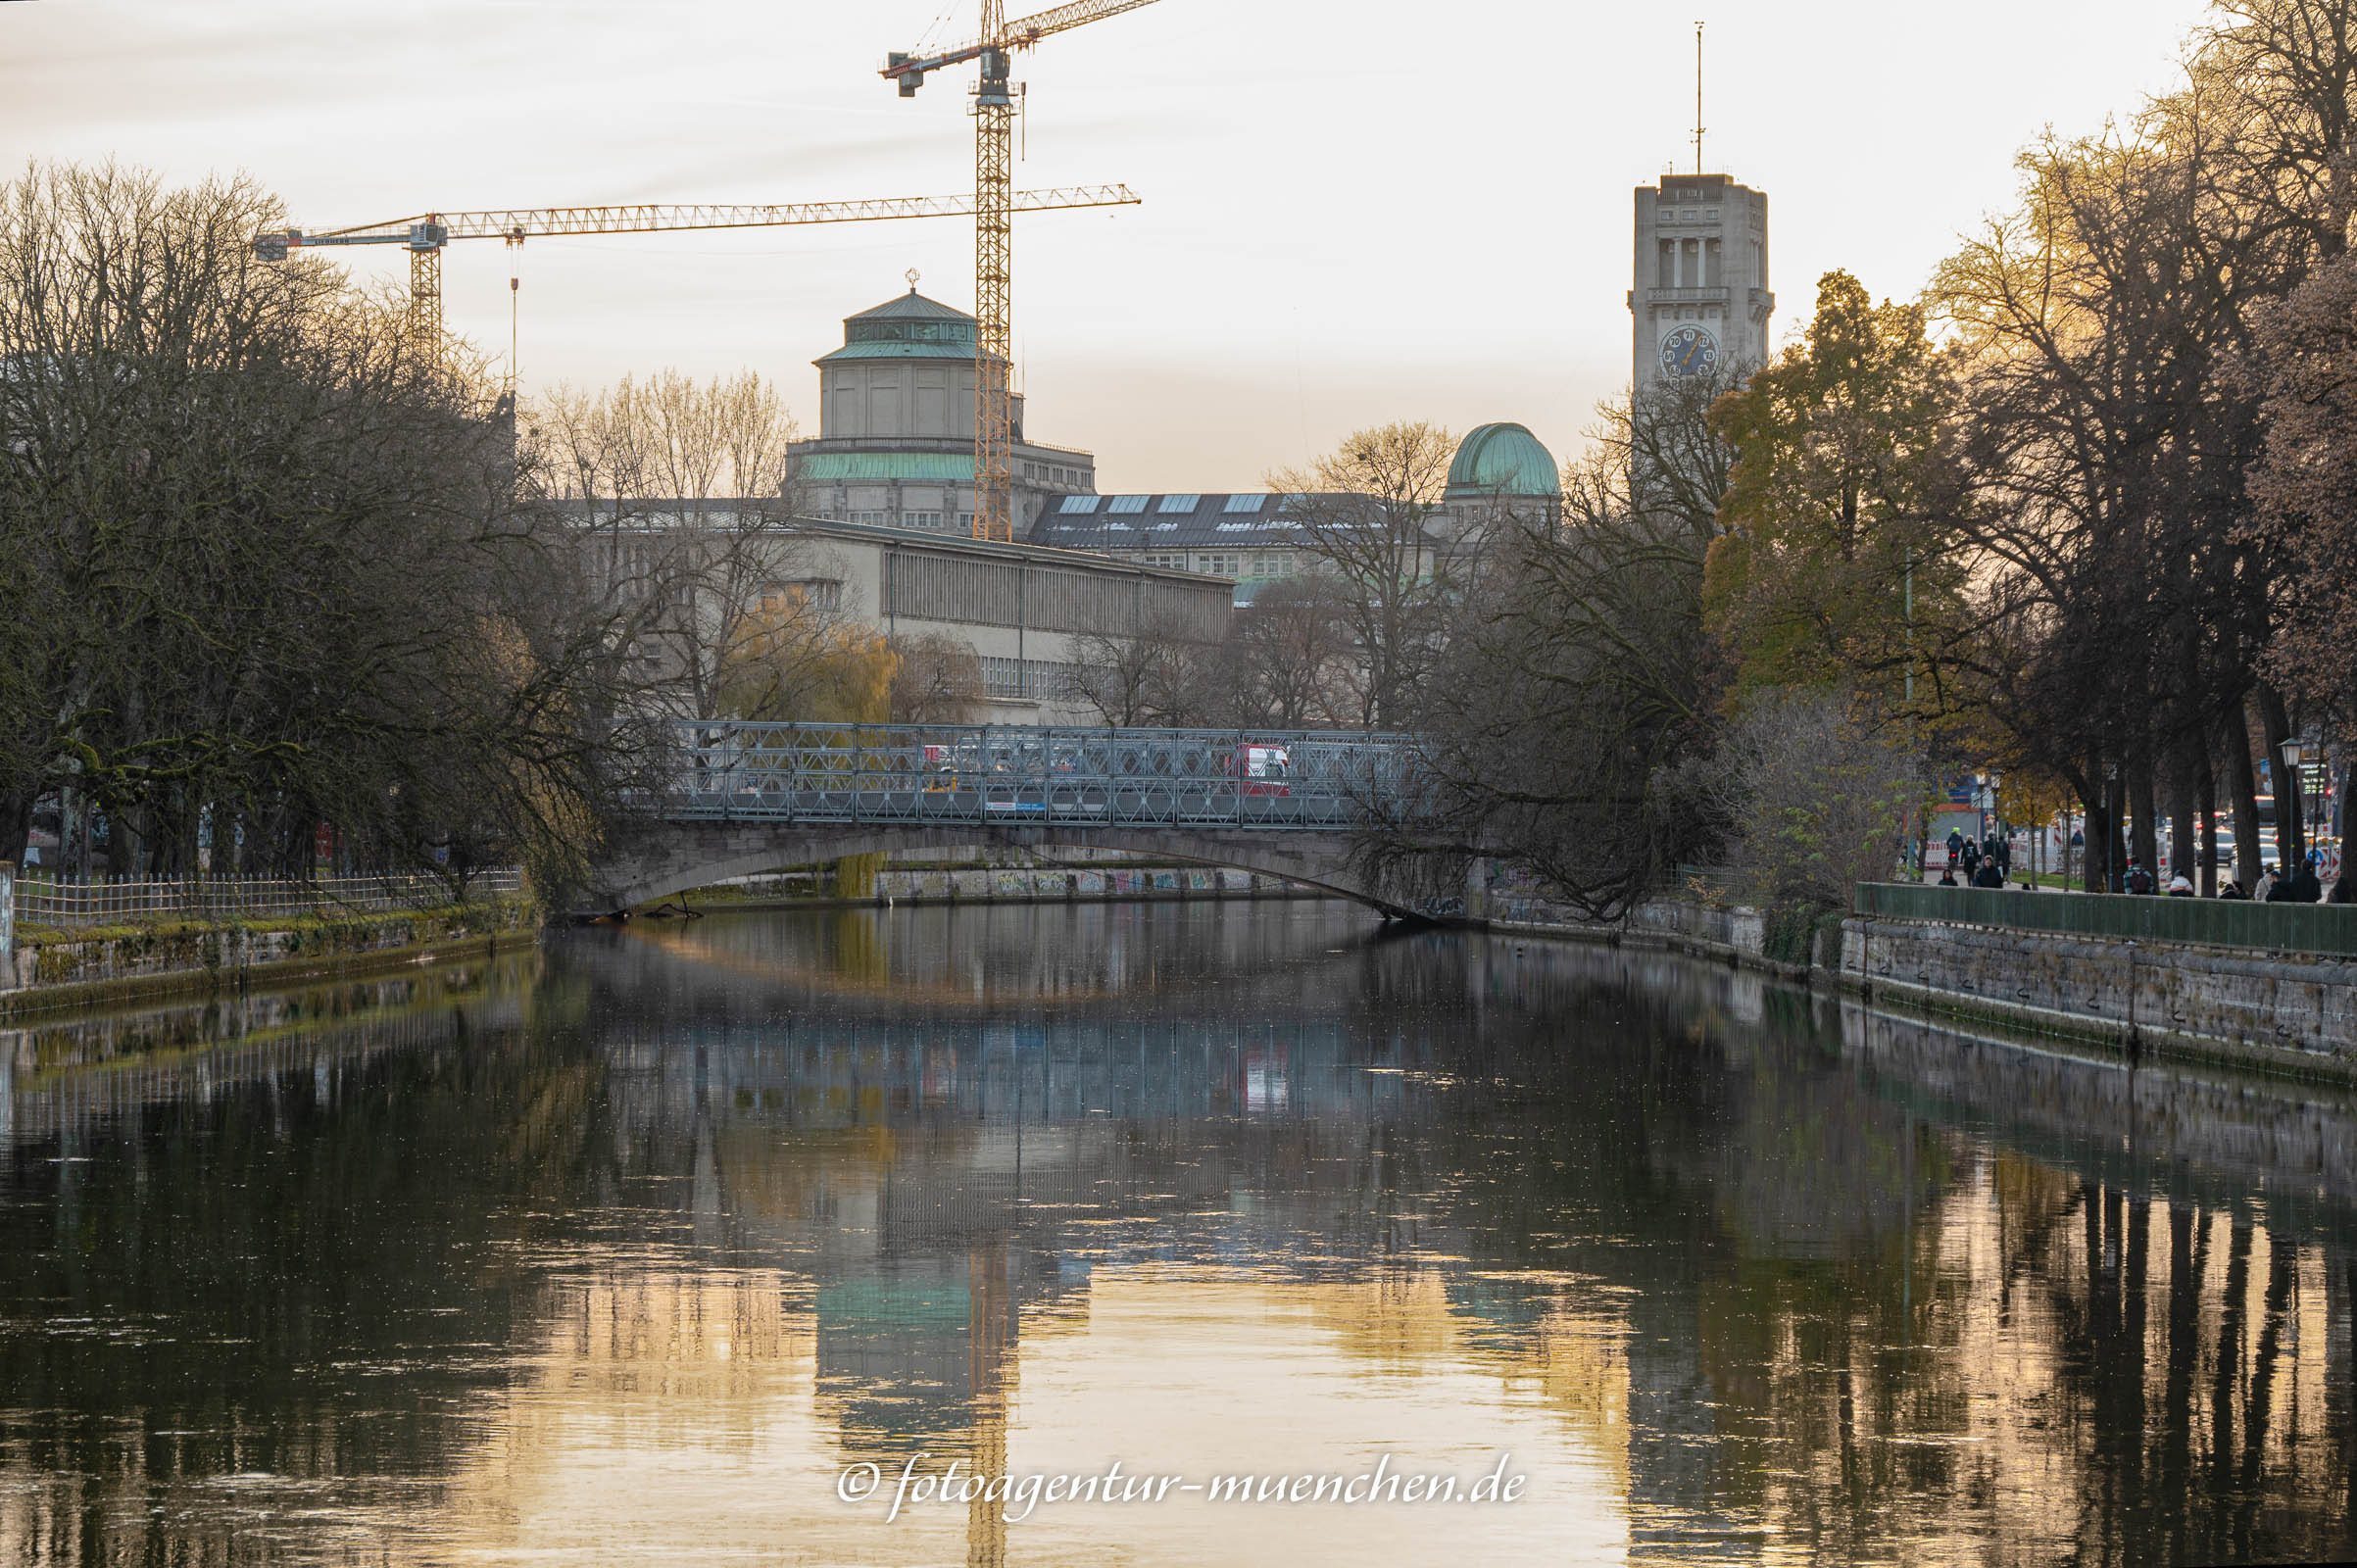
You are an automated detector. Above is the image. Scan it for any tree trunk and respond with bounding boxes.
[2083,774,2111,894]
[2197,744,2219,900]
[2337,711,2355,902]
[2222,710,2264,892]
[2170,739,2197,889]
[2130,750,2160,882]
[2256,684,2305,871]
[2121,763,2139,886]
[0,789,33,870]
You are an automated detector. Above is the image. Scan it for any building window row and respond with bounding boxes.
[849,319,975,345]
[1021,461,1089,487]
[978,657,1080,702]
[1135,549,1302,579]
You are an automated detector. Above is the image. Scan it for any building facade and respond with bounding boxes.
[577,508,1229,725]
[1628,173,1773,396]
[1028,424,1559,602]
[788,287,1098,539]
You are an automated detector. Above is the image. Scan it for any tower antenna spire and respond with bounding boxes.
[1694,21,1706,175]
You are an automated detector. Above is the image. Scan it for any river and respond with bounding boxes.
[2,901,2352,1565]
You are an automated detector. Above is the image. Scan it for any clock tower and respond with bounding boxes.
[1629,172,1773,395]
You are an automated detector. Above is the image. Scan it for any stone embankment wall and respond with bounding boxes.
[1480,891,2357,1082]
[1842,915,2355,1077]
[0,900,533,1018]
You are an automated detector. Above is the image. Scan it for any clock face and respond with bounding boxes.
[1660,325,1719,378]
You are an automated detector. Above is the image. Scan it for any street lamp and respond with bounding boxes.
[2281,736,2307,871]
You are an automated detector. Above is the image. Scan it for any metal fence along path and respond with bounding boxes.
[1856,880,2357,957]
[14,869,523,929]
[656,722,1415,830]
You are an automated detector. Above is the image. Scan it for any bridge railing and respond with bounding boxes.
[652,721,1415,830]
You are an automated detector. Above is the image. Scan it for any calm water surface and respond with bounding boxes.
[2,902,2354,1566]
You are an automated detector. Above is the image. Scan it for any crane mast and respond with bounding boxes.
[885,0,1162,542]
[974,0,1016,544]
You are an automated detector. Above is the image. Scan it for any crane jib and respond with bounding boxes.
[253,188,1139,260]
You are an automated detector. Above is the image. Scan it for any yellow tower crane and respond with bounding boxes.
[884,1,1162,541]
[253,185,1141,360]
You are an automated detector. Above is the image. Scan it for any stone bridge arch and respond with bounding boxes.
[581,821,1416,918]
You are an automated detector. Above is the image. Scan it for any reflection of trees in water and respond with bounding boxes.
[4,906,2355,1564]
[0,988,609,1565]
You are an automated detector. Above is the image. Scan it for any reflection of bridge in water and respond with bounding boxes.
[586,722,1429,915]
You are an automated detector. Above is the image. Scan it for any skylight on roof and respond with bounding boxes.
[1158,494,1202,514]
[1058,495,1102,514]
[1222,494,1265,514]
[1106,495,1148,514]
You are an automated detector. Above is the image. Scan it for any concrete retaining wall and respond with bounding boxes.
[1842,914,2357,1076]
[1477,886,2357,1080]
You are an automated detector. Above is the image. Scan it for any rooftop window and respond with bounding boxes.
[848,318,973,346]
[1158,494,1202,513]
[1222,494,1265,514]
[1058,495,1102,514]
[1106,495,1149,514]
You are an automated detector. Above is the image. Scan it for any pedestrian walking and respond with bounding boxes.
[2124,858,2155,895]
[2285,858,2324,904]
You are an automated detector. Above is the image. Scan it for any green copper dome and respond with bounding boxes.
[1445,422,1560,500]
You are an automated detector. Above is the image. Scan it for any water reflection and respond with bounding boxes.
[0,903,2351,1565]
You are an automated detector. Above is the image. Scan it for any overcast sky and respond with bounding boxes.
[4,0,2218,490]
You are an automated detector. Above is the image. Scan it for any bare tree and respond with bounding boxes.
[0,161,658,893]
[1266,421,1457,729]
[523,368,815,721]
[1228,577,1359,726]
[1069,610,1221,727]
[1354,377,1738,918]
[888,634,985,724]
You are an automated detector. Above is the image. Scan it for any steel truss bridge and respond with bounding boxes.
[657,721,1414,829]
[587,722,1428,916]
